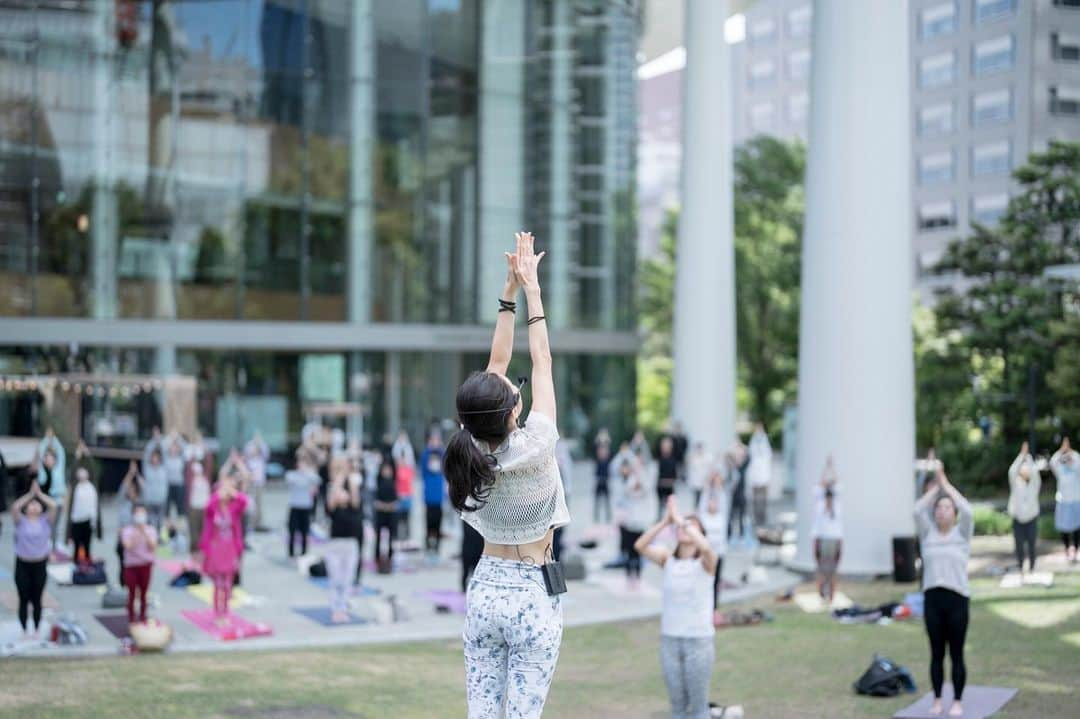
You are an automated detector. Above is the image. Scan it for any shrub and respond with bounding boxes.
[972,506,1012,536]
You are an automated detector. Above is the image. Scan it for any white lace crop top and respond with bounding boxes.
[460,410,571,545]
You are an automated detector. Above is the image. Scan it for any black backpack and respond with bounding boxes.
[853,654,917,697]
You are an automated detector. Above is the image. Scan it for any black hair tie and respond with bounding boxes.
[527,315,546,326]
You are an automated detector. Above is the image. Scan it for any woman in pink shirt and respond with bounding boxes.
[198,472,248,623]
[121,504,157,624]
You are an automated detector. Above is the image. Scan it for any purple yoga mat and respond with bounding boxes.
[94,613,131,639]
[415,589,467,614]
[893,685,1017,719]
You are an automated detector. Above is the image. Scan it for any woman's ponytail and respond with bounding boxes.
[445,427,497,513]
[444,371,517,513]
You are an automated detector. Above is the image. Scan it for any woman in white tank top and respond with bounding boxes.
[445,233,569,719]
[635,496,719,719]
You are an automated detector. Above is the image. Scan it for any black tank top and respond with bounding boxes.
[329,504,361,539]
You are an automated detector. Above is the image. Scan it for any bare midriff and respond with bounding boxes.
[482,527,556,565]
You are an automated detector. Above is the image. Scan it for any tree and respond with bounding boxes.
[635,136,806,436]
[733,136,805,433]
[933,141,1080,455]
[636,209,676,433]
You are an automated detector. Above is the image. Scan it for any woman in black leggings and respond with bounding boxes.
[11,483,58,638]
[913,464,973,717]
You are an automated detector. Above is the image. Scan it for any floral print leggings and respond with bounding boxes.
[463,556,563,718]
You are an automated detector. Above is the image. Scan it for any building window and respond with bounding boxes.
[1053,0,1080,7]
[918,102,955,137]
[787,6,812,39]
[919,52,956,88]
[750,102,777,133]
[1052,32,1080,62]
[920,3,957,41]
[1049,86,1080,115]
[787,49,811,80]
[788,93,809,124]
[749,59,777,89]
[748,17,777,47]
[974,0,1016,24]
[918,200,956,230]
[919,150,955,185]
[971,193,1009,225]
[973,35,1014,76]
[972,140,1011,177]
[972,87,1012,126]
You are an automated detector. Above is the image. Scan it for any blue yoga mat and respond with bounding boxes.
[292,606,368,627]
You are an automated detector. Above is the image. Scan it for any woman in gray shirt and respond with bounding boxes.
[914,464,973,718]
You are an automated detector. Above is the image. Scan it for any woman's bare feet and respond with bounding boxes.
[929,698,944,716]
[948,700,964,716]
[330,610,350,624]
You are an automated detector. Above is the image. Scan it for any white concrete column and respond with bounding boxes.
[91,0,117,319]
[477,0,525,323]
[546,0,572,329]
[671,0,736,454]
[794,0,915,575]
[347,0,375,325]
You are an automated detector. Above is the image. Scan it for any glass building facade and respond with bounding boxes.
[0,0,639,449]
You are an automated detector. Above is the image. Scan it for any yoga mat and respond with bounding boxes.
[156,558,196,575]
[186,583,254,609]
[94,613,131,639]
[0,590,59,611]
[306,577,381,596]
[292,606,368,627]
[180,608,272,641]
[893,685,1017,719]
[793,590,853,614]
[414,589,467,614]
[999,571,1053,589]
[589,572,661,599]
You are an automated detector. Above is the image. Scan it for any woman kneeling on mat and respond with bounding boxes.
[636,496,718,719]
[447,232,570,718]
[914,462,973,717]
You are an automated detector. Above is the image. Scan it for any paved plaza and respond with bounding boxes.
[1,462,799,657]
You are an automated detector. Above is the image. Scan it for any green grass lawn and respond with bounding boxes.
[2,573,1077,719]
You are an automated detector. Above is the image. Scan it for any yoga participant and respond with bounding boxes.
[914,464,973,717]
[656,437,679,520]
[686,441,711,508]
[697,463,728,614]
[420,432,447,559]
[392,429,417,543]
[635,496,718,719]
[630,429,652,467]
[593,440,613,524]
[615,455,650,590]
[115,461,143,586]
[1007,442,1040,575]
[373,451,399,574]
[285,450,321,558]
[198,471,248,624]
[244,432,270,532]
[726,441,749,541]
[65,467,100,564]
[141,432,168,530]
[812,457,843,603]
[187,461,211,552]
[325,465,361,623]
[1050,438,1080,562]
[447,232,569,719]
[11,482,57,638]
[120,504,157,624]
[348,456,367,584]
[748,422,772,528]
[36,427,66,501]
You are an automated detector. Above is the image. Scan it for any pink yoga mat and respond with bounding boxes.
[180,608,272,641]
[415,589,467,614]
